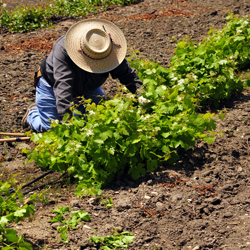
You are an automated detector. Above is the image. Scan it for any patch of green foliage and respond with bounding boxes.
[167,14,250,107]
[26,56,217,197]
[49,206,90,243]
[0,177,35,250]
[0,0,138,33]
[89,231,135,249]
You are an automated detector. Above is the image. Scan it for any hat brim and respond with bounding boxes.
[65,18,127,74]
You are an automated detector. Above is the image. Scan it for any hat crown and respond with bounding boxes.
[81,28,112,60]
[65,18,127,73]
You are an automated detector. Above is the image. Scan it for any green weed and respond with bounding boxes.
[89,230,135,249]
[101,194,113,208]
[49,206,90,243]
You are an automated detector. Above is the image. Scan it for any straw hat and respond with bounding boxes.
[65,18,127,74]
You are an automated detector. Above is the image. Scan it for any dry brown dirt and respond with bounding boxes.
[1,0,250,249]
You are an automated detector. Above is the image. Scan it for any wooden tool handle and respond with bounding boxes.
[0,132,26,137]
[0,137,30,142]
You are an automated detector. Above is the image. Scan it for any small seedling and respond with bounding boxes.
[39,187,51,205]
[101,194,113,208]
[22,161,27,170]
[49,206,91,243]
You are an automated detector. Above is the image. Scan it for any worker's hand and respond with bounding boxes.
[135,82,143,97]
[125,81,143,96]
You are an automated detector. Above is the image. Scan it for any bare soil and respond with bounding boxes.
[1,0,250,249]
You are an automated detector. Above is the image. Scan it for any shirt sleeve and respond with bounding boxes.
[110,59,143,94]
[52,44,75,119]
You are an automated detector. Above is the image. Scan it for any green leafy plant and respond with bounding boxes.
[0,178,35,250]
[26,51,217,197]
[26,79,216,196]
[167,14,250,107]
[89,231,135,249]
[23,187,53,206]
[49,206,90,243]
[101,194,113,208]
[38,187,51,205]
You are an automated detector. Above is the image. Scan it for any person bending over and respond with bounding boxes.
[22,18,142,132]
